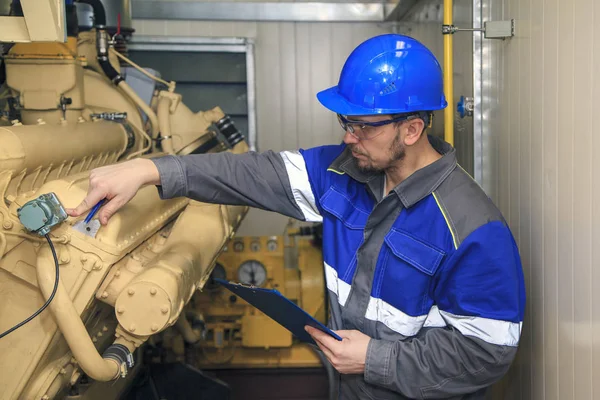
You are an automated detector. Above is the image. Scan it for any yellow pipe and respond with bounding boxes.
[37,246,121,381]
[117,80,160,140]
[443,0,454,146]
[157,96,175,155]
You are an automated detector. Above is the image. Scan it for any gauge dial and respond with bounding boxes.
[233,241,244,252]
[250,240,261,252]
[205,262,227,290]
[267,239,278,252]
[237,260,267,287]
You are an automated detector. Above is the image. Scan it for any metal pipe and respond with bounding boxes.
[443,0,454,146]
[157,95,175,154]
[175,314,200,344]
[117,80,160,140]
[36,245,121,381]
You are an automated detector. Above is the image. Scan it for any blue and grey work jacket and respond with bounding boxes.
[152,135,525,400]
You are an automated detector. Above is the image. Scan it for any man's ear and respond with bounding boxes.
[403,118,425,146]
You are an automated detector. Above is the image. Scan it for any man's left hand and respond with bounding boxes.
[305,326,370,374]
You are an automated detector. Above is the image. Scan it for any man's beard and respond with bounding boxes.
[352,133,406,174]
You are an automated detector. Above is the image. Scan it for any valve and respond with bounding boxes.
[457,96,474,118]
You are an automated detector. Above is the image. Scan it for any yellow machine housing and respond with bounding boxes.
[158,231,327,369]
[0,13,250,400]
[0,3,331,399]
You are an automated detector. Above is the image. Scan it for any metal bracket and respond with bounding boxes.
[442,19,514,39]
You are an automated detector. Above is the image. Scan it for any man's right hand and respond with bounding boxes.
[66,158,161,225]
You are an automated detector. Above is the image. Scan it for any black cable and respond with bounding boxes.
[0,234,59,339]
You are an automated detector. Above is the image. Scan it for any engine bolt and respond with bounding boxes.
[150,288,157,296]
[128,288,135,296]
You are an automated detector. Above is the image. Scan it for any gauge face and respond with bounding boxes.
[233,241,244,252]
[266,239,278,252]
[205,262,227,290]
[237,260,267,286]
[250,240,261,252]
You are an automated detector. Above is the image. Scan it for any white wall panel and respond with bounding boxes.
[133,10,389,236]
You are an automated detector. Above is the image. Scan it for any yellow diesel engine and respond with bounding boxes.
[0,1,253,399]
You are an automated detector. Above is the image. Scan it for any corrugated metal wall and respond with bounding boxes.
[481,0,600,398]
[133,7,389,236]
[392,0,600,398]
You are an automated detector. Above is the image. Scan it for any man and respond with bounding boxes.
[68,34,525,399]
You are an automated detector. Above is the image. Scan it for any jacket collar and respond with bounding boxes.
[328,135,457,208]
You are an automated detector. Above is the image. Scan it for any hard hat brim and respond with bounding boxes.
[317,86,447,116]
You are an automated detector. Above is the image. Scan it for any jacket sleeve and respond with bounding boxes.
[364,220,525,399]
[150,150,323,222]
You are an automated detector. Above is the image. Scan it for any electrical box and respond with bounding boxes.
[484,20,515,39]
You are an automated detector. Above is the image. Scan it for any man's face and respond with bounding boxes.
[341,115,406,173]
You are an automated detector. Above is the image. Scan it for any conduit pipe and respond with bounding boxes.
[117,80,160,140]
[157,95,175,154]
[88,0,160,143]
[443,0,454,146]
[36,245,133,381]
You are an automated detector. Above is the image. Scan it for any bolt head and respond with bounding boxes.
[161,306,169,314]
[117,307,125,314]
[128,288,135,296]
[150,288,157,296]
[101,291,108,299]
[129,324,136,332]
[151,324,159,332]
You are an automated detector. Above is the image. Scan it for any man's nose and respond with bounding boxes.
[343,130,359,145]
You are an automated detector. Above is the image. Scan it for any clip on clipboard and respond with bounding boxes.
[215,278,342,345]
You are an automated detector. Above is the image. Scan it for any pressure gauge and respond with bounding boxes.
[205,262,227,290]
[267,239,278,252]
[233,240,244,252]
[250,240,261,252]
[237,260,267,287]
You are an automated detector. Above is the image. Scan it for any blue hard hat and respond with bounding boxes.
[317,34,447,116]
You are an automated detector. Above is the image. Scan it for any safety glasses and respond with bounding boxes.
[337,113,420,140]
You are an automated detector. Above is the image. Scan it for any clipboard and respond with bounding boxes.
[215,278,342,345]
